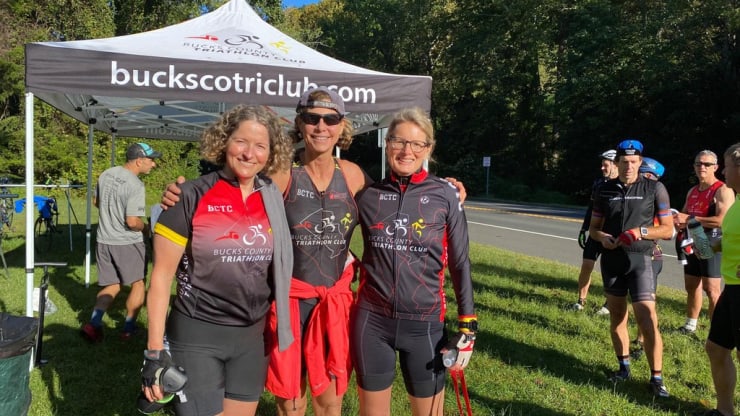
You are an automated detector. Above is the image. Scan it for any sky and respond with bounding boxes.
[283,0,320,7]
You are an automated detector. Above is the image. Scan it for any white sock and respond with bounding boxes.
[685,318,698,330]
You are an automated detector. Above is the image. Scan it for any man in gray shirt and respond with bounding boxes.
[81,142,160,342]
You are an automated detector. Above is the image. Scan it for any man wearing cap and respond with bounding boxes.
[81,142,161,342]
[589,139,674,397]
[570,149,618,312]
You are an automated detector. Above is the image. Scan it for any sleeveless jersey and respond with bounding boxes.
[721,196,740,285]
[283,158,358,287]
[154,171,274,326]
[685,180,724,238]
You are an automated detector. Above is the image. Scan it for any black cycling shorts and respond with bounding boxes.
[683,252,722,278]
[600,250,656,302]
[166,309,268,416]
[582,238,603,262]
[708,285,740,350]
[350,307,446,398]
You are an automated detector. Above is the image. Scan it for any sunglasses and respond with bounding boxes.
[299,112,343,126]
[617,139,644,153]
[694,162,716,168]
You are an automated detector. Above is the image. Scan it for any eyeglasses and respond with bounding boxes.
[387,137,430,152]
[694,162,716,168]
[299,112,343,126]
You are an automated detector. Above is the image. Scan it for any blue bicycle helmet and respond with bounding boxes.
[639,157,665,179]
[616,139,644,156]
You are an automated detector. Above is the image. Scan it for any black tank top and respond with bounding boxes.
[284,157,359,287]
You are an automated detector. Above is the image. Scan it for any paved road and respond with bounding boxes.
[464,200,686,292]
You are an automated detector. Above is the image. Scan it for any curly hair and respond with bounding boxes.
[200,105,293,176]
[385,107,436,162]
[724,143,740,167]
[288,90,354,150]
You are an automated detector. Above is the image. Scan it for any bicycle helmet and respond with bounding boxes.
[616,139,643,156]
[600,149,617,161]
[639,157,665,179]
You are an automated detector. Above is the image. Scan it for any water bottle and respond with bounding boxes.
[687,217,714,259]
[442,348,458,368]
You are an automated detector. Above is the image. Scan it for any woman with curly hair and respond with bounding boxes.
[142,105,295,416]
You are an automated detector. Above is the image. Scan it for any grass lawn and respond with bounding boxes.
[0,197,727,415]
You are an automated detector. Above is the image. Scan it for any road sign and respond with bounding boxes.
[483,156,491,167]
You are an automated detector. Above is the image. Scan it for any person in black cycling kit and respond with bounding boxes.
[589,139,673,398]
[351,107,476,416]
[571,149,618,313]
[142,106,294,416]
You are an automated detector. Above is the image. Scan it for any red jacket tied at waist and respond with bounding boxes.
[265,257,357,399]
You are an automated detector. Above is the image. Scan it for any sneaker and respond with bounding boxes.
[703,410,727,416]
[81,323,103,343]
[607,368,631,382]
[596,305,610,316]
[569,302,584,311]
[677,325,696,335]
[629,340,644,361]
[650,378,669,397]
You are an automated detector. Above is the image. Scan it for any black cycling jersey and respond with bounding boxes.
[283,156,358,287]
[581,176,611,231]
[355,170,474,322]
[592,176,671,254]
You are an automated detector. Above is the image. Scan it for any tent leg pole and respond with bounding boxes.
[25,92,36,318]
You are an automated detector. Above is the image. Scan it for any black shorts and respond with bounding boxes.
[166,310,268,416]
[350,307,446,398]
[708,285,740,350]
[600,250,656,302]
[582,238,603,261]
[683,252,722,278]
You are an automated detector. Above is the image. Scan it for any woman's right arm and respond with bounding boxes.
[146,234,185,350]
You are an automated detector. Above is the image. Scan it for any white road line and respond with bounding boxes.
[467,220,678,259]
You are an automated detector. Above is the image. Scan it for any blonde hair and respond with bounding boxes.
[724,143,740,167]
[385,107,436,161]
[200,105,293,176]
[289,89,354,150]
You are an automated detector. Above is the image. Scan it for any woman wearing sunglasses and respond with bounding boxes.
[673,150,735,335]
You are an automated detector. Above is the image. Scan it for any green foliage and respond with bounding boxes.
[3,0,740,205]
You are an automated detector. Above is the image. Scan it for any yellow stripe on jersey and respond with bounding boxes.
[154,222,188,247]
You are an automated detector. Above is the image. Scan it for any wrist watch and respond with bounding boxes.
[640,227,649,239]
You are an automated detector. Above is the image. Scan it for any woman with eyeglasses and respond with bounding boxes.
[673,150,735,335]
[351,107,476,416]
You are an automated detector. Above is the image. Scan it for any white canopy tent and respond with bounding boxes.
[23,0,432,317]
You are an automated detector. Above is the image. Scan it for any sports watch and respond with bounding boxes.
[640,227,649,239]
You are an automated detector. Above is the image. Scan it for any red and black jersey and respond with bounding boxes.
[592,176,672,254]
[155,171,275,327]
[355,170,475,322]
[283,157,358,287]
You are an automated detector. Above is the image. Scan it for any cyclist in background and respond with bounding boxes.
[81,142,160,342]
[673,150,735,334]
[570,149,618,313]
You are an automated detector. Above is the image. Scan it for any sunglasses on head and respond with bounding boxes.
[299,112,343,126]
[694,162,716,167]
[617,139,644,153]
